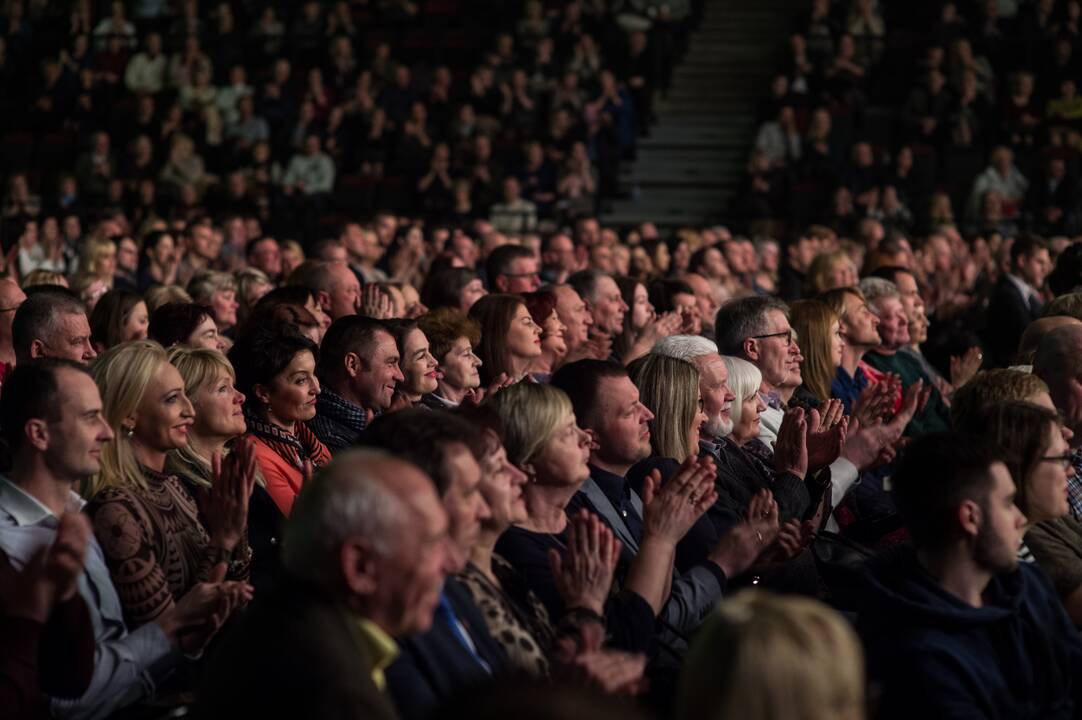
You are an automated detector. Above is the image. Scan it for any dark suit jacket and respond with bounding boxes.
[386,578,510,720]
[984,275,1040,367]
[195,579,398,720]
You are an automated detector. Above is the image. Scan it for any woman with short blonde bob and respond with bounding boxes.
[678,589,865,720]
[86,340,254,627]
[789,299,845,405]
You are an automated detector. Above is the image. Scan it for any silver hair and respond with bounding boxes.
[652,334,720,361]
[281,449,409,590]
[723,356,763,428]
[858,277,899,306]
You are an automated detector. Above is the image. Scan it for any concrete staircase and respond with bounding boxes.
[604,0,793,229]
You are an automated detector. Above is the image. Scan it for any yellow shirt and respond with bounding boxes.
[352,617,400,692]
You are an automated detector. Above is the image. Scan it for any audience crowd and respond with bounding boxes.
[5,1,1082,720]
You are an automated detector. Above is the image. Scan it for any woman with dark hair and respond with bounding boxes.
[89,289,149,352]
[1048,243,1082,296]
[385,318,440,408]
[246,285,329,344]
[522,288,567,381]
[417,308,483,408]
[228,322,331,515]
[137,230,180,291]
[148,302,223,351]
[469,294,543,385]
[615,276,681,364]
[420,266,487,312]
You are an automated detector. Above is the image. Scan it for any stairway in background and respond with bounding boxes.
[604,0,792,229]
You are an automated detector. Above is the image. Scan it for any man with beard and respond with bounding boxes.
[860,433,1082,719]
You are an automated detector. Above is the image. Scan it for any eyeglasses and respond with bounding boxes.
[1041,454,1074,469]
[751,329,794,346]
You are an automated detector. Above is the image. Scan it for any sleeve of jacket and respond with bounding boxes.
[770,471,810,522]
[385,647,438,720]
[658,563,726,636]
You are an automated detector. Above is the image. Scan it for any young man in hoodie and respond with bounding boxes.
[860,432,1082,719]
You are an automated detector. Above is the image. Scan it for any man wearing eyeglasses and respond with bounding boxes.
[486,244,541,294]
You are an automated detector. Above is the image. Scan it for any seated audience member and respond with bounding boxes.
[789,299,845,406]
[197,450,453,720]
[249,285,331,340]
[0,359,248,719]
[310,316,403,452]
[164,346,281,594]
[523,289,568,381]
[859,278,951,434]
[235,267,275,325]
[89,289,149,352]
[860,433,1082,719]
[229,323,330,515]
[985,235,1052,368]
[950,369,1055,430]
[186,270,239,336]
[487,244,542,294]
[12,288,97,365]
[469,294,543,385]
[1015,315,1082,367]
[418,309,483,408]
[421,267,488,314]
[144,285,193,313]
[615,277,680,366]
[678,591,864,720]
[287,259,362,321]
[974,401,1082,624]
[86,341,253,626]
[819,286,880,415]
[1034,324,1082,521]
[137,231,180,292]
[552,283,603,363]
[0,277,27,376]
[147,302,224,351]
[386,319,441,408]
[568,271,628,352]
[550,360,775,651]
[362,409,511,720]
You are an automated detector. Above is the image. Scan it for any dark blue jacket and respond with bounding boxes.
[859,549,1082,720]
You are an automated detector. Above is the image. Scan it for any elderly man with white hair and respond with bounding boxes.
[198,449,455,719]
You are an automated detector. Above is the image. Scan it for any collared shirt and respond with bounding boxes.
[1006,272,1041,305]
[351,617,399,692]
[832,365,869,416]
[0,476,175,720]
[1069,448,1082,523]
[308,386,370,454]
[585,464,644,544]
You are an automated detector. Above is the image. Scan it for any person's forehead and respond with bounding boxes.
[764,308,791,330]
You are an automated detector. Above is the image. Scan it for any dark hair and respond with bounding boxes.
[361,408,482,494]
[550,359,629,429]
[89,289,144,351]
[1010,235,1048,268]
[245,235,278,260]
[714,296,789,357]
[228,321,319,414]
[486,245,535,288]
[649,278,694,314]
[140,230,174,271]
[1048,243,1082,296]
[567,269,604,304]
[318,315,392,384]
[688,246,720,275]
[253,285,318,314]
[421,267,479,310]
[892,433,1003,550]
[469,294,526,386]
[868,265,916,286]
[417,308,481,362]
[12,288,87,365]
[522,289,558,328]
[0,358,91,454]
[970,400,1061,517]
[147,302,214,348]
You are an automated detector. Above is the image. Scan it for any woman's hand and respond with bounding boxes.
[549,510,621,616]
[640,455,717,546]
[202,438,258,554]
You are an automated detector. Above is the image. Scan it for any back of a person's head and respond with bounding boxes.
[893,433,1002,551]
[317,315,390,383]
[1016,314,1082,365]
[0,358,91,457]
[1042,292,1082,322]
[678,590,864,720]
[713,296,786,358]
[13,288,86,365]
[550,359,627,430]
[1034,322,1082,386]
[361,408,480,494]
[652,334,719,361]
[951,369,1050,431]
[867,265,914,286]
[1047,244,1082,296]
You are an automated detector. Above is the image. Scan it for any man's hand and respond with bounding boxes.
[805,404,847,472]
[773,408,809,480]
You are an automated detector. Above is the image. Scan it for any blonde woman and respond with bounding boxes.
[166,346,281,594]
[790,299,846,405]
[804,250,858,296]
[235,266,274,324]
[78,235,119,281]
[144,284,192,313]
[678,590,865,720]
[86,340,255,627]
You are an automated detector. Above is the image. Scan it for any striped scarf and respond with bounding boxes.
[245,413,332,471]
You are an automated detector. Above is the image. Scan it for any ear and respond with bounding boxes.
[493,276,508,293]
[316,290,332,312]
[743,337,760,361]
[25,419,49,452]
[251,382,272,406]
[583,427,601,452]
[957,498,982,540]
[340,537,378,596]
[29,339,46,359]
[344,351,363,378]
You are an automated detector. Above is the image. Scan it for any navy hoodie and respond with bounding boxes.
[859,548,1082,720]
